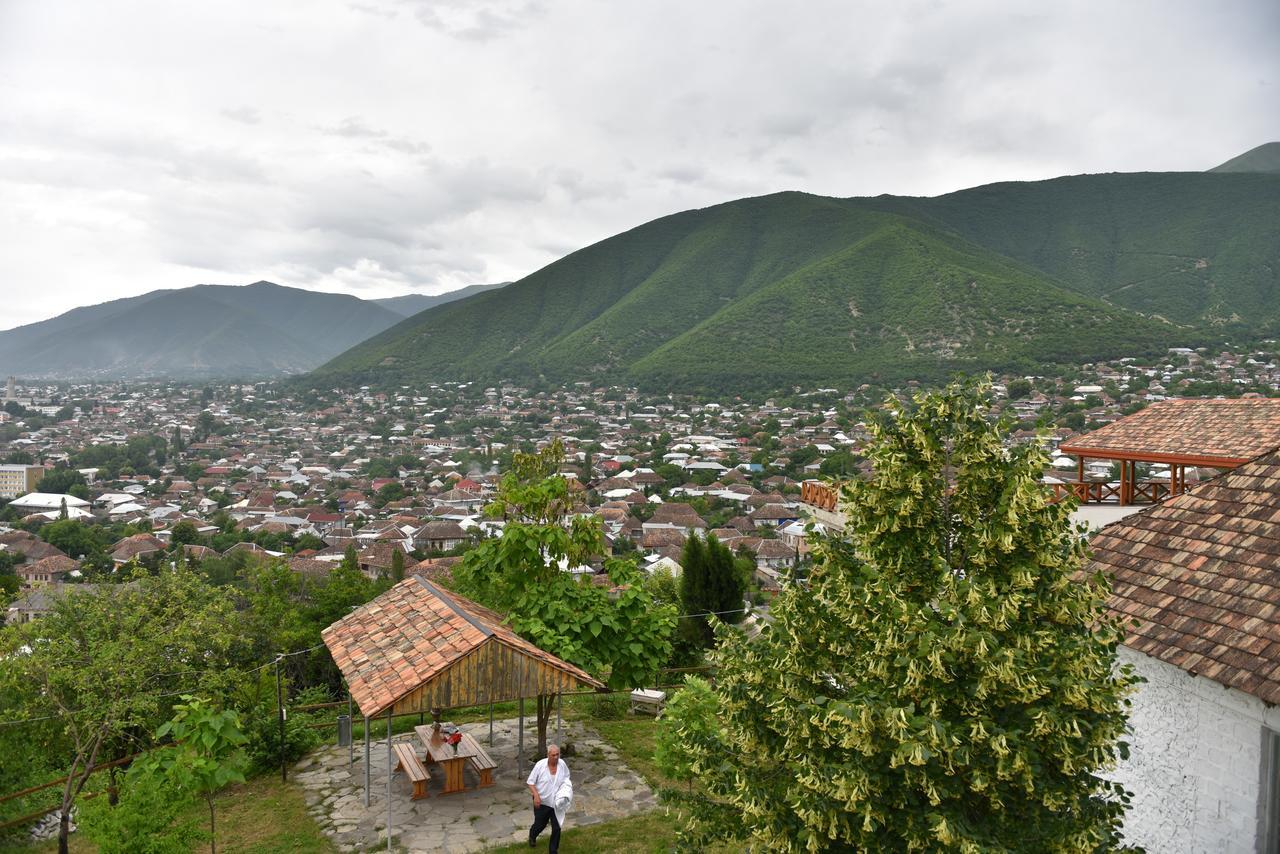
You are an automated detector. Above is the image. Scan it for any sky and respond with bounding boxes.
[1,0,1277,329]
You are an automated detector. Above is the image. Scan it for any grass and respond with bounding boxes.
[15,774,333,854]
[483,811,676,854]
[9,700,702,854]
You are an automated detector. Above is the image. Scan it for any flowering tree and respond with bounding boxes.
[658,380,1138,852]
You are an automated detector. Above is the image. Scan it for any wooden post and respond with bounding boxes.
[363,715,371,807]
[488,702,494,748]
[1077,455,1085,501]
[348,692,354,766]
[1118,458,1128,505]
[518,696,524,778]
[556,691,562,745]
[275,654,286,783]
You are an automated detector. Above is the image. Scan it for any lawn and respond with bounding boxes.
[15,774,333,854]
[10,699,712,854]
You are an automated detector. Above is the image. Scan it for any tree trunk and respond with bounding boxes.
[207,796,217,854]
[535,694,554,757]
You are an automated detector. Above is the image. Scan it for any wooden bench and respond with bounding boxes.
[393,742,430,800]
[459,733,497,788]
[630,688,666,716]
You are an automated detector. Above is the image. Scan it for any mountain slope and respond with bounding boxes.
[312,189,1189,392]
[1208,142,1280,174]
[854,172,1280,328]
[374,283,509,316]
[0,282,403,379]
[630,221,1176,389]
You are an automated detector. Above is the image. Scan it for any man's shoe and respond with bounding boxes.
[528,836,536,847]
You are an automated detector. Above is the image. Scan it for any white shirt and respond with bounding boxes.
[526,757,570,804]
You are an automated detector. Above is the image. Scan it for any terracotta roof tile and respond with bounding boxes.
[321,576,602,718]
[1060,398,1280,465]
[1088,446,1280,704]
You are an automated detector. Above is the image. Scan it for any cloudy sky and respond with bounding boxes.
[1,0,1277,328]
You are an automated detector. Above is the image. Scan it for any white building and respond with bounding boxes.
[1088,446,1280,852]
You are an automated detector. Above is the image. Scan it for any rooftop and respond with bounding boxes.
[1088,446,1280,704]
[1059,397,1280,467]
[322,576,602,719]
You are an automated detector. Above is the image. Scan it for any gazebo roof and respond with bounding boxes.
[322,576,603,719]
[1058,397,1280,467]
[1088,447,1280,704]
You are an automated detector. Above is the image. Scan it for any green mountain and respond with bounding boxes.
[311,164,1280,393]
[0,282,404,379]
[861,172,1280,327]
[1209,142,1280,174]
[374,283,510,317]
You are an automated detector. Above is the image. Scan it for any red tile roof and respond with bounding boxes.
[322,577,602,718]
[1059,398,1280,466]
[1088,447,1280,704]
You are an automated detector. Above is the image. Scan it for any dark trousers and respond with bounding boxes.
[529,803,560,852]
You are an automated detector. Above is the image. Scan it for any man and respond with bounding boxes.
[527,744,569,852]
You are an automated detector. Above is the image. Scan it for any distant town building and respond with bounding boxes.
[0,464,46,499]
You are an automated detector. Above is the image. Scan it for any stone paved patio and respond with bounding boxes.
[293,716,658,853]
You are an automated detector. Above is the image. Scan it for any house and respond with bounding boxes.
[17,554,79,585]
[412,520,467,552]
[1087,447,1280,852]
[110,533,167,564]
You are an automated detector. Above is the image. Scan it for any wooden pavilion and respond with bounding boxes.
[321,575,603,838]
[1054,398,1280,506]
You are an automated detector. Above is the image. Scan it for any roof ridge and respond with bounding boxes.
[415,576,493,639]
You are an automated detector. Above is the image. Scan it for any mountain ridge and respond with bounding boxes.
[313,170,1270,392]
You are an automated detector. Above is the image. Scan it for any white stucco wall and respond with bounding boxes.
[1112,645,1280,853]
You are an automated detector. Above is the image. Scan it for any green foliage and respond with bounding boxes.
[78,766,206,854]
[658,379,1138,852]
[678,533,746,651]
[450,442,676,749]
[169,520,201,547]
[136,695,249,853]
[390,548,405,582]
[1006,378,1033,399]
[654,676,720,785]
[40,518,111,559]
[36,467,87,496]
[310,173,1280,392]
[0,568,246,850]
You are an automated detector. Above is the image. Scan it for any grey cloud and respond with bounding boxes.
[0,0,1276,324]
[220,106,262,125]
[409,0,546,41]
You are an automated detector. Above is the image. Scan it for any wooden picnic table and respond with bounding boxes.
[415,724,480,795]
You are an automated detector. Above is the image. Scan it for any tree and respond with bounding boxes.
[678,533,745,651]
[451,440,675,756]
[390,548,405,582]
[1006,378,1033,399]
[137,696,248,854]
[657,380,1138,852]
[169,520,201,547]
[0,569,245,854]
[36,467,87,497]
[40,518,105,560]
[78,763,205,854]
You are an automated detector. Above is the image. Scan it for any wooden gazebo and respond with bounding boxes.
[1055,397,1280,506]
[321,575,603,837]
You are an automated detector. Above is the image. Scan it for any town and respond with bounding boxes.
[3,342,1277,613]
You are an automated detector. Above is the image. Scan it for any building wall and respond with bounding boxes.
[0,465,43,499]
[1112,645,1279,853]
